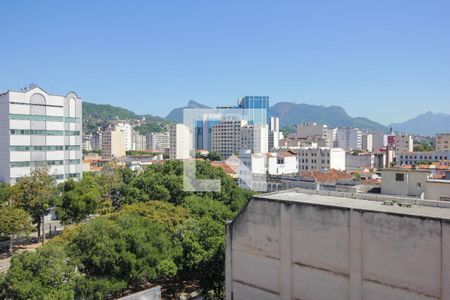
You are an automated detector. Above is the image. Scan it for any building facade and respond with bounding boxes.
[296,123,328,139]
[337,128,362,150]
[298,147,346,171]
[436,133,450,151]
[101,125,126,159]
[226,190,450,300]
[397,151,450,165]
[238,96,269,126]
[361,133,373,152]
[396,134,413,152]
[211,120,246,158]
[0,86,82,183]
[147,131,170,151]
[241,124,269,154]
[169,124,192,159]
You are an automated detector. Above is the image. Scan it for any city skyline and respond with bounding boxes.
[1,1,449,124]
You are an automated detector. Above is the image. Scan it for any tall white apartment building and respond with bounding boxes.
[0,86,82,184]
[298,147,346,171]
[241,124,269,154]
[147,131,170,151]
[325,127,337,148]
[169,124,192,159]
[116,122,133,151]
[82,135,92,152]
[435,133,450,151]
[396,133,413,152]
[211,120,247,158]
[133,132,147,151]
[362,133,373,152]
[268,117,281,150]
[337,127,362,150]
[296,123,328,139]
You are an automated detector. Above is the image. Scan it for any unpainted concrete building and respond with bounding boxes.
[226,189,450,300]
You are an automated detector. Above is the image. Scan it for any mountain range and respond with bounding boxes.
[165,101,389,132]
[84,100,450,136]
[389,112,450,136]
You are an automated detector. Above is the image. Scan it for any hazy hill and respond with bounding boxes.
[164,100,389,132]
[389,111,450,136]
[269,102,389,132]
[165,100,211,123]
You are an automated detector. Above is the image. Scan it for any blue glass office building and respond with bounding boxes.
[238,96,269,125]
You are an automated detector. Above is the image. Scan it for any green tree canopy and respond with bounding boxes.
[8,168,57,243]
[1,244,79,300]
[0,206,33,254]
[69,214,180,291]
[56,177,101,224]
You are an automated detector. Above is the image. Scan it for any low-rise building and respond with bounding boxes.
[397,150,450,165]
[380,168,430,197]
[345,153,375,170]
[425,179,450,201]
[297,147,345,171]
[238,151,298,191]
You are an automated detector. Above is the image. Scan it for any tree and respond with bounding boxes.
[56,177,101,224]
[69,214,180,296]
[176,216,226,297]
[182,195,233,223]
[111,201,189,233]
[206,151,222,161]
[1,244,80,299]
[0,183,10,205]
[414,142,434,152]
[8,168,57,244]
[0,206,33,254]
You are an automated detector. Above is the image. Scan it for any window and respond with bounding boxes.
[10,114,63,122]
[395,173,405,181]
[440,197,450,202]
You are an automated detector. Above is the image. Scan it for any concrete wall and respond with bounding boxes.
[425,181,450,201]
[226,195,450,300]
[381,170,429,197]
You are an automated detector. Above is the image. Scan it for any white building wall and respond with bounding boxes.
[298,147,346,171]
[169,124,192,159]
[0,86,83,183]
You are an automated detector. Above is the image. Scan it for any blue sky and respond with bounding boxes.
[0,0,449,125]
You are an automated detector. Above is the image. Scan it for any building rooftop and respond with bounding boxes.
[256,189,450,221]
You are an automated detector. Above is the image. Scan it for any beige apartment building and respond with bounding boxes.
[101,125,126,159]
[436,133,450,151]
